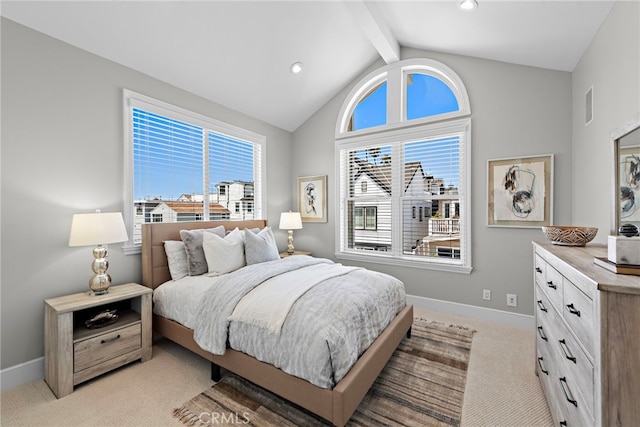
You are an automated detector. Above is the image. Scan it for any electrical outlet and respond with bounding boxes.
[483,289,491,301]
[507,294,518,307]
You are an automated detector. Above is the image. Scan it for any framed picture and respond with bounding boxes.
[487,154,554,227]
[298,175,327,223]
[619,144,640,222]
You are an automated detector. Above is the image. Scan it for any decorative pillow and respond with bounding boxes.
[202,228,246,276]
[244,226,280,265]
[179,226,226,276]
[163,240,188,281]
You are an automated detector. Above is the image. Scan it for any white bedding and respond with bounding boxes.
[152,275,221,329]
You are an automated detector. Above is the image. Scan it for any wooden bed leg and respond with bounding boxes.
[211,362,221,382]
[406,326,412,339]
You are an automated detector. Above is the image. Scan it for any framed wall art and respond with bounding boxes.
[619,144,640,223]
[487,154,554,227]
[298,175,327,223]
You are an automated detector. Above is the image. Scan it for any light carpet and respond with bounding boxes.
[174,318,474,426]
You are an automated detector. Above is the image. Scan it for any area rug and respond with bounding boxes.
[174,318,474,427]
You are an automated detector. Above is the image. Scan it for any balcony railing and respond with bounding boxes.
[428,218,460,235]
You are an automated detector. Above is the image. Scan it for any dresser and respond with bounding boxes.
[533,242,640,426]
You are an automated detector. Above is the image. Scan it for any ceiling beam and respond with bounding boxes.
[344,0,400,64]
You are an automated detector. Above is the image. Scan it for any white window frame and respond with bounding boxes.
[335,59,472,273]
[122,89,267,254]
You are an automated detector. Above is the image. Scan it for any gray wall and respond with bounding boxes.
[571,1,640,237]
[292,48,573,316]
[0,18,293,369]
[2,1,639,371]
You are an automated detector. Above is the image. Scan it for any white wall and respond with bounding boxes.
[571,1,640,238]
[0,18,293,370]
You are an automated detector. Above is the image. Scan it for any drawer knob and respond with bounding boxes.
[546,280,557,289]
[535,267,543,273]
[537,300,548,313]
[537,357,549,375]
[558,339,577,363]
[100,334,121,344]
[537,326,548,341]
[566,303,581,317]
[559,377,578,407]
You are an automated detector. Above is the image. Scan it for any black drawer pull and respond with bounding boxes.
[101,334,121,344]
[537,300,548,312]
[535,267,543,273]
[546,280,557,289]
[559,377,578,407]
[537,326,548,341]
[537,357,549,375]
[558,339,577,363]
[560,421,567,426]
[566,303,581,317]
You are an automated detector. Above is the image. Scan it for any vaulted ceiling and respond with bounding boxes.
[1,1,615,131]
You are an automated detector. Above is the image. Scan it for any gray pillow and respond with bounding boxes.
[180,226,226,275]
[244,226,280,265]
[163,240,188,280]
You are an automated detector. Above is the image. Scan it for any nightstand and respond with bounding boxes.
[44,283,152,398]
[279,250,312,258]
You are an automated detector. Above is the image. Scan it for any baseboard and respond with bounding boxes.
[407,294,534,329]
[1,357,44,392]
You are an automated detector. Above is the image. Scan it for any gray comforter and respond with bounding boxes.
[193,256,406,389]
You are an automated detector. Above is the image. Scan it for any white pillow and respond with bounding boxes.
[164,240,189,280]
[202,228,246,276]
[244,226,280,265]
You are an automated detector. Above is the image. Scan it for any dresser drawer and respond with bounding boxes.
[553,325,595,420]
[534,254,547,287]
[562,278,594,358]
[74,323,142,372]
[544,265,564,312]
[553,374,594,427]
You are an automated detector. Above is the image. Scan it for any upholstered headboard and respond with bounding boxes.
[141,219,268,289]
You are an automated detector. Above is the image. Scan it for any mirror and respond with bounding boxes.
[612,117,640,234]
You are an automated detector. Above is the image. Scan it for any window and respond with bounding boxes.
[123,90,266,249]
[335,59,471,273]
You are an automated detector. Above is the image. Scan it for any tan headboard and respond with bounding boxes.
[141,219,268,289]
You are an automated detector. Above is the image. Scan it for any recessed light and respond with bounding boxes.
[290,62,303,74]
[459,0,478,10]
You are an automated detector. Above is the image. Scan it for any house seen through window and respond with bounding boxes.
[335,59,472,273]
[124,90,265,247]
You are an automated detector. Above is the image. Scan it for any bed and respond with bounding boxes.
[141,219,413,427]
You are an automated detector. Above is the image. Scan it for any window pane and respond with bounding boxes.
[351,81,387,131]
[405,136,460,195]
[208,132,255,221]
[133,108,203,201]
[348,146,393,198]
[406,73,459,120]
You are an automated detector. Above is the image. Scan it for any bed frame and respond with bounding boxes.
[141,220,413,427]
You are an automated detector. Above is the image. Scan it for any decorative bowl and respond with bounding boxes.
[541,226,598,246]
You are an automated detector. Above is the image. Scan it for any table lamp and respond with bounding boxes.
[69,211,129,295]
[279,211,303,254]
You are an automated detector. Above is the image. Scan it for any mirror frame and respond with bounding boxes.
[611,114,640,234]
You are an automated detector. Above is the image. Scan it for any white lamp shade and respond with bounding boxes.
[69,212,129,247]
[279,212,303,230]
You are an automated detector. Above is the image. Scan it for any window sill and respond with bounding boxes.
[335,251,472,274]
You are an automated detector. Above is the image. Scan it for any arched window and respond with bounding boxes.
[335,59,472,273]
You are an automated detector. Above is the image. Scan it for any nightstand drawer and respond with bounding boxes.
[74,323,141,372]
